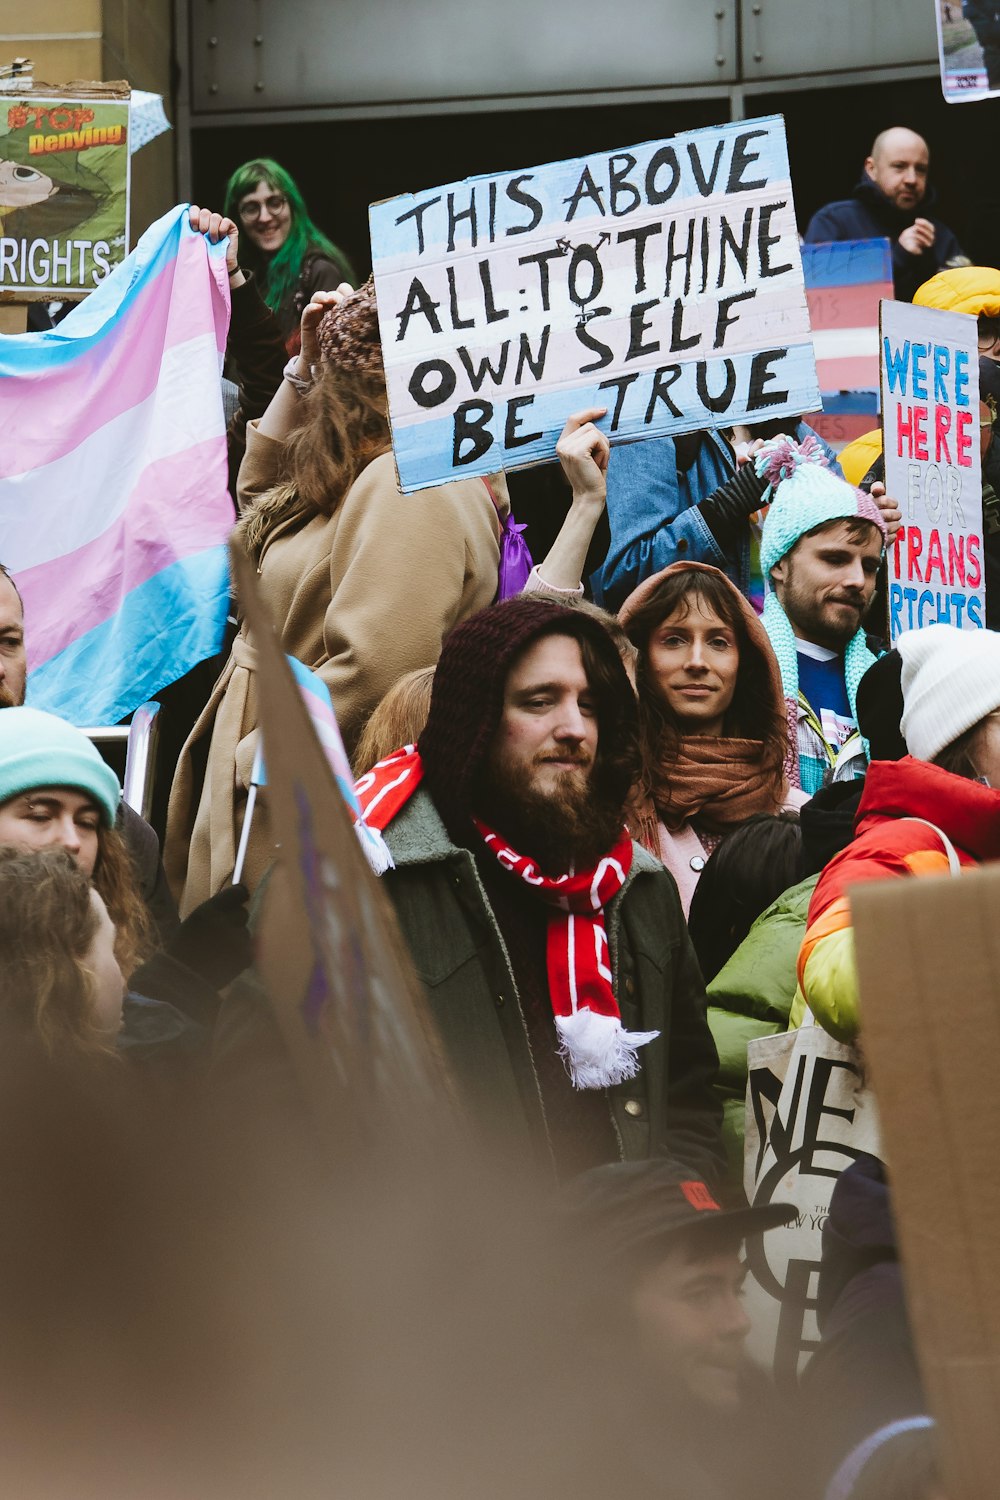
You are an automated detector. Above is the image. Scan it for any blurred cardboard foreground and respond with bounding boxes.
[230,539,457,1159]
[852,862,1000,1500]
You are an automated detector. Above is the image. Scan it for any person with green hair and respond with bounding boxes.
[223,157,354,350]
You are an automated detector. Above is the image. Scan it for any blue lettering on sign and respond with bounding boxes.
[884,337,910,395]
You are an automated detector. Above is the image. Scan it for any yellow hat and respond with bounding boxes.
[837,429,883,487]
[912,265,1000,318]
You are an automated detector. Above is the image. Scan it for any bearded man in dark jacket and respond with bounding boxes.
[355,598,724,1184]
[804,127,967,302]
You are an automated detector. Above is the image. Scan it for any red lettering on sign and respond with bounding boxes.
[907,524,924,583]
[934,405,952,464]
[926,528,946,585]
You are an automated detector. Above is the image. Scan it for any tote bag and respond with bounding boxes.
[741,817,960,1388]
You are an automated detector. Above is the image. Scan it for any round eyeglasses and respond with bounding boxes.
[238,194,288,223]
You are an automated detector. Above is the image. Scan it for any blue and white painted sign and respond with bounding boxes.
[370,114,820,493]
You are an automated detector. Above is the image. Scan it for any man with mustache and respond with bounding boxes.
[804,127,967,303]
[355,597,724,1182]
[756,441,888,795]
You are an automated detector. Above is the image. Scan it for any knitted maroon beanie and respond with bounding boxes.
[418,598,639,836]
[315,275,384,383]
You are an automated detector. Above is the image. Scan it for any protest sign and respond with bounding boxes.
[936,0,1000,102]
[229,540,455,1153]
[743,1025,882,1389]
[0,82,130,299]
[370,114,819,492]
[881,299,984,640]
[853,862,1000,1500]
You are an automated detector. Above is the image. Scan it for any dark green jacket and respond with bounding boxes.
[706,874,818,1180]
[382,788,724,1183]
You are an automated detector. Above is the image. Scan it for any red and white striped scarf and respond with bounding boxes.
[354,746,659,1089]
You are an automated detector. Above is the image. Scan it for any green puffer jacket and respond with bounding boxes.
[706,875,819,1180]
[382,787,725,1184]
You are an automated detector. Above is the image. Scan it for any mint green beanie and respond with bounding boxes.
[0,707,121,826]
[756,435,887,721]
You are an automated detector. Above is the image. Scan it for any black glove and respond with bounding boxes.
[696,463,768,552]
[164,883,252,993]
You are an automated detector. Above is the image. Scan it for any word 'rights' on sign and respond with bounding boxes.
[370,115,820,493]
[880,300,984,640]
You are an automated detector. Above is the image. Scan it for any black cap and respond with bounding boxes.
[856,649,906,762]
[565,1161,795,1274]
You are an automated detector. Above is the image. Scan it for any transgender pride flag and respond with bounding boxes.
[241,656,393,879]
[0,204,234,726]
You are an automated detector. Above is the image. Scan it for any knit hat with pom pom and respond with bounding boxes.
[756,436,887,740]
[758,435,886,578]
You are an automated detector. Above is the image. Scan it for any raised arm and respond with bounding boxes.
[524,407,609,597]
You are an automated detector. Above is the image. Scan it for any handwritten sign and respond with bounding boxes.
[371,114,819,493]
[881,300,984,640]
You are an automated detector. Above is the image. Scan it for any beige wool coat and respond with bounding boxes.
[164,422,509,916]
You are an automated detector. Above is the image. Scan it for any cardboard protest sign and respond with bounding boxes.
[0,83,130,299]
[743,1026,882,1389]
[881,299,984,640]
[937,0,1000,101]
[371,114,819,493]
[229,540,455,1152]
[853,863,1000,1500]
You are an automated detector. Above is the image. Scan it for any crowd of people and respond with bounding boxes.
[0,131,993,1497]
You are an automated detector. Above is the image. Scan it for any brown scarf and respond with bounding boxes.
[629,736,784,853]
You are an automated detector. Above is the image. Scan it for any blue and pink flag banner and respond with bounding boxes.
[802,237,893,394]
[249,656,393,876]
[0,204,234,726]
[800,237,891,451]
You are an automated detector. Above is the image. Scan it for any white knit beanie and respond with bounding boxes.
[898,624,1000,763]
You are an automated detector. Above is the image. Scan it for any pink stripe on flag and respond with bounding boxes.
[809,412,881,446]
[0,237,228,481]
[807,282,893,330]
[817,356,881,390]
[18,437,232,668]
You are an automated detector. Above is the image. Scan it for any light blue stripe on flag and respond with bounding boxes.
[800,238,893,289]
[26,545,230,726]
[252,655,394,873]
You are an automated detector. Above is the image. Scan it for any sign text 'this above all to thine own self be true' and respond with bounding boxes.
[369,114,820,492]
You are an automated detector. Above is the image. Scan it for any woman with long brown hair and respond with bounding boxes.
[0,706,150,976]
[165,279,513,914]
[0,846,125,1057]
[619,562,804,916]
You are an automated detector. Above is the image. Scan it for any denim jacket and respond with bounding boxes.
[592,423,841,612]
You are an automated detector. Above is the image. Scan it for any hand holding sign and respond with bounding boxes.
[868,480,903,545]
[556,406,610,507]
